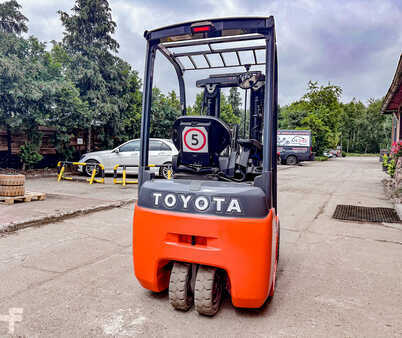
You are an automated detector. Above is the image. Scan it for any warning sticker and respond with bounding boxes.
[182,127,208,153]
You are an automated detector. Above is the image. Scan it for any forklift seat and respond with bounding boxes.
[172,116,231,173]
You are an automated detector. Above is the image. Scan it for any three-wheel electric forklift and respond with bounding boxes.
[133,17,280,316]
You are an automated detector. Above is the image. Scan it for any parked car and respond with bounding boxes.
[78,138,178,179]
[277,129,314,165]
[323,151,335,158]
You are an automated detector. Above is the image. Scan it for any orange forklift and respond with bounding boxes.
[133,17,279,316]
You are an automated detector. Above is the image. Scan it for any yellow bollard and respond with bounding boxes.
[89,167,97,185]
[57,165,65,182]
[122,168,127,186]
[167,169,172,179]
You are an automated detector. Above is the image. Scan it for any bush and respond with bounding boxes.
[383,154,389,166]
[387,159,396,178]
[315,156,329,161]
[345,153,379,157]
[19,143,43,170]
[342,152,346,157]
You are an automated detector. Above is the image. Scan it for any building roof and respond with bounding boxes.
[382,54,402,114]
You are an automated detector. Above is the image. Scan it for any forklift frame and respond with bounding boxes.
[138,16,278,211]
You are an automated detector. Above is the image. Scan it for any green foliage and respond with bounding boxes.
[19,143,43,169]
[220,93,241,127]
[0,0,28,34]
[345,153,379,157]
[187,91,240,127]
[228,87,242,118]
[387,158,396,177]
[340,98,390,153]
[383,154,389,166]
[57,0,138,150]
[150,89,181,138]
[315,156,329,161]
[280,81,391,155]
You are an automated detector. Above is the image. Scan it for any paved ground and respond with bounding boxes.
[0,157,401,337]
[0,176,138,230]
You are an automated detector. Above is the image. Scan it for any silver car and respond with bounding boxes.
[79,138,178,179]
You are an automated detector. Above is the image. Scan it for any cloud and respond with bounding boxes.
[15,0,402,106]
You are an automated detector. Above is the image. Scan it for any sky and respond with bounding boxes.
[12,0,402,107]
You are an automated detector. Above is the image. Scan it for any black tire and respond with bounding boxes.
[169,262,194,311]
[84,159,100,177]
[286,155,297,165]
[159,162,173,179]
[194,266,224,316]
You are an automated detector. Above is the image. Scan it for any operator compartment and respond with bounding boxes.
[171,116,231,175]
[137,179,268,218]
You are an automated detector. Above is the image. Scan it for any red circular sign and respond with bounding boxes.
[183,128,207,151]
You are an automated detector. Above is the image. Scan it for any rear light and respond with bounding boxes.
[192,26,211,33]
[191,21,214,34]
[310,146,312,154]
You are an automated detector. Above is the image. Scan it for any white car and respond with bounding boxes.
[79,138,178,179]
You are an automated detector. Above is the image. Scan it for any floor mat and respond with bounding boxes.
[332,204,400,223]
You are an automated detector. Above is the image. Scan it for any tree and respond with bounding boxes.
[187,92,204,116]
[58,0,128,151]
[280,81,343,155]
[0,0,28,34]
[228,87,242,118]
[120,70,142,141]
[150,89,181,138]
[0,0,28,159]
[220,92,240,127]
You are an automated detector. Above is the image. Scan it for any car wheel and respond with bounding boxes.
[159,162,173,179]
[286,155,297,165]
[85,159,100,177]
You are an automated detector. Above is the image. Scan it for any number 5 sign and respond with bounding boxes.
[182,127,208,153]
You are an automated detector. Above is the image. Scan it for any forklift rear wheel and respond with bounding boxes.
[194,266,224,316]
[169,262,194,311]
[286,155,297,165]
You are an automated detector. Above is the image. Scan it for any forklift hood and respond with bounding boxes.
[137,179,268,218]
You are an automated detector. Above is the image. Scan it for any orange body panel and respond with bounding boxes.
[133,204,277,308]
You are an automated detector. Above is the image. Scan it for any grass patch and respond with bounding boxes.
[315,156,329,161]
[345,153,379,157]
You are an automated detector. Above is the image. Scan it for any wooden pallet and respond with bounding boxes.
[0,192,46,205]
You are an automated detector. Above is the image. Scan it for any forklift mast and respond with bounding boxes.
[196,72,265,143]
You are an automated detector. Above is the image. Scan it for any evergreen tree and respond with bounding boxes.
[58,0,128,151]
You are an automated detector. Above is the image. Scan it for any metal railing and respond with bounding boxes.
[57,161,105,184]
[113,164,172,186]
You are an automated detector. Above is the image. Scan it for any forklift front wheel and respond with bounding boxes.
[194,266,224,316]
[169,262,194,311]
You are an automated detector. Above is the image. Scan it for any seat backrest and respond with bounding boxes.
[172,116,231,168]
